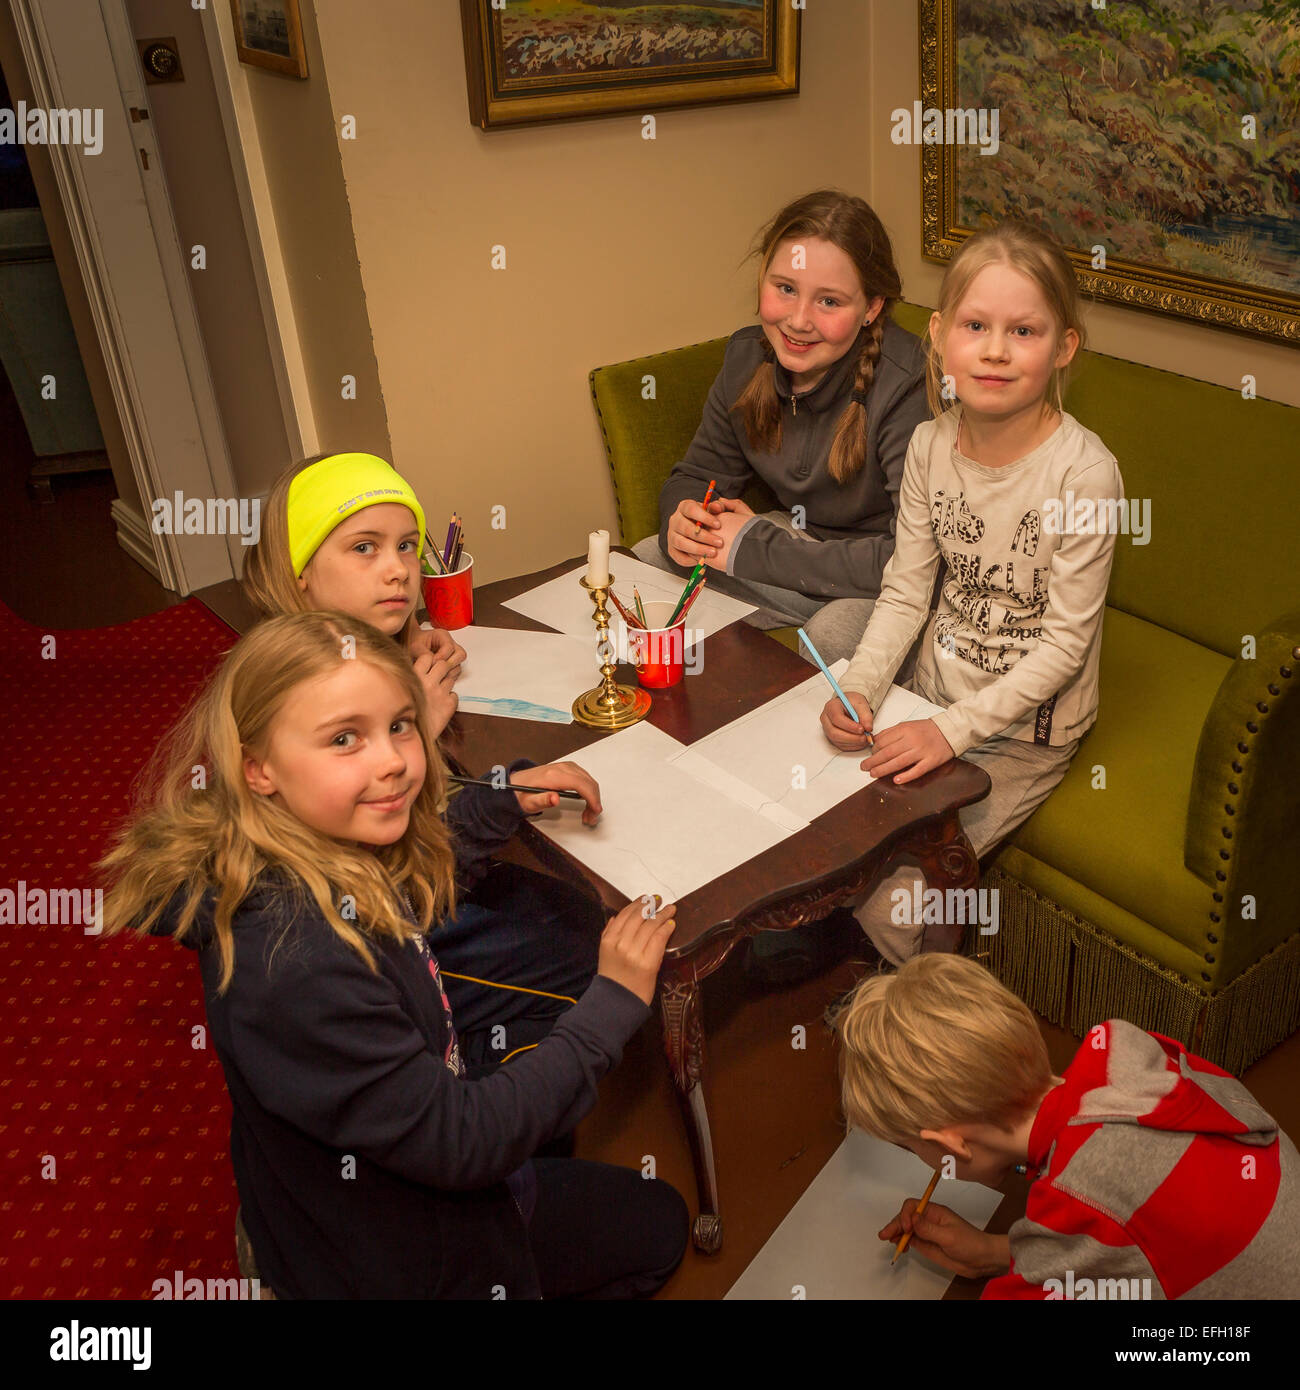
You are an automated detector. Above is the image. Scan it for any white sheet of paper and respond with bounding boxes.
[503,558,755,642]
[449,624,596,724]
[672,664,947,826]
[531,721,793,903]
[726,1130,1003,1301]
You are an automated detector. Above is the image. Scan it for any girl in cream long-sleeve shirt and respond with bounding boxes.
[820,221,1123,963]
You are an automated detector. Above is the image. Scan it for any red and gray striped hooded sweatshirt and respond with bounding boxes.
[983,1019,1300,1300]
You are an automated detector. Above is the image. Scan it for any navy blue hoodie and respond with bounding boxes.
[155,779,647,1299]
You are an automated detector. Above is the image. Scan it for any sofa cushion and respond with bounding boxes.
[1002,608,1230,967]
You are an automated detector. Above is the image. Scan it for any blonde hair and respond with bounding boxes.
[925,219,1086,419]
[834,955,1051,1144]
[242,456,421,647]
[733,189,905,484]
[96,611,457,992]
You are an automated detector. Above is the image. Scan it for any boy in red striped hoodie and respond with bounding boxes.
[834,955,1299,1299]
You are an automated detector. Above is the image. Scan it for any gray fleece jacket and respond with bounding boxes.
[655,320,930,601]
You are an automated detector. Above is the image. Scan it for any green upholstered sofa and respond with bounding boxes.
[590,302,1300,1073]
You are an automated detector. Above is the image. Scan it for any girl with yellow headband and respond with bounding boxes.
[242,454,605,1079]
[243,451,465,736]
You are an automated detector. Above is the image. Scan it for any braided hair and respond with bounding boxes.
[732,190,903,482]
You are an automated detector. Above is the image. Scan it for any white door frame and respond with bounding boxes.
[8,0,243,594]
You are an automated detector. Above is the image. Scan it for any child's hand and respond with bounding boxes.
[878,1200,1010,1279]
[411,625,465,676]
[862,717,954,784]
[700,501,752,572]
[510,761,602,825]
[820,692,874,750]
[597,895,678,1005]
[666,499,723,565]
[412,653,460,738]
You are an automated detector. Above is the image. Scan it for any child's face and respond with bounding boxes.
[298,503,422,638]
[932,262,1078,426]
[243,658,426,846]
[758,235,883,393]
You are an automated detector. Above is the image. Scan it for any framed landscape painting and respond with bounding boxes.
[459,0,800,129]
[920,0,1300,343]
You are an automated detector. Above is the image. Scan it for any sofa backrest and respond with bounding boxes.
[593,306,1297,658]
[894,302,1298,660]
[590,335,744,548]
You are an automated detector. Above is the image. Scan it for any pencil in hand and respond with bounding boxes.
[449,775,583,801]
[798,627,875,750]
[891,1167,942,1265]
[693,478,717,537]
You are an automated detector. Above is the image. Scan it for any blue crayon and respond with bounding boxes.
[798,627,875,750]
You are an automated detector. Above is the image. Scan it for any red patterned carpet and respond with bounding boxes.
[0,598,238,1298]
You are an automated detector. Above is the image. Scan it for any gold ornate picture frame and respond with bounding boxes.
[920,0,1300,344]
[459,0,800,130]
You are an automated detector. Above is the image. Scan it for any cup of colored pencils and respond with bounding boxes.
[421,513,473,629]
[608,567,707,690]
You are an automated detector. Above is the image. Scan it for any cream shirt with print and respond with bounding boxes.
[838,407,1123,758]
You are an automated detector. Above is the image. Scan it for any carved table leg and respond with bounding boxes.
[895,810,981,955]
[659,968,722,1253]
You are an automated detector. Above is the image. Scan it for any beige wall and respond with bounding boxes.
[126,0,388,500]
[307,0,1295,589]
[243,0,389,466]
[311,0,874,584]
[868,2,1299,408]
[126,0,290,501]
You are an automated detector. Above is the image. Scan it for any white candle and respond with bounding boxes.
[586,528,610,587]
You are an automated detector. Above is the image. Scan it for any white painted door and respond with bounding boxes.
[10,0,239,593]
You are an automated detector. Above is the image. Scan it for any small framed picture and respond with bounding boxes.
[229,0,308,80]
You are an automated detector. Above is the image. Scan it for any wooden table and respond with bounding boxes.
[447,553,991,1252]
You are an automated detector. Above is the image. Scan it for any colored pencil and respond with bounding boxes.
[693,478,718,536]
[450,518,465,573]
[798,627,875,749]
[449,775,583,801]
[441,515,458,569]
[668,560,706,626]
[633,586,648,627]
[676,575,707,623]
[608,590,644,629]
[891,1167,942,1265]
[424,530,448,575]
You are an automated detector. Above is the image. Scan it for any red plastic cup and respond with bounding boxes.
[422,551,474,630]
[629,600,687,689]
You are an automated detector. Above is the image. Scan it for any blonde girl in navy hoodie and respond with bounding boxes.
[242,452,604,1075]
[97,611,687,1299]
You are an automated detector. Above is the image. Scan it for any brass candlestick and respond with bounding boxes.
[572,573,651,729]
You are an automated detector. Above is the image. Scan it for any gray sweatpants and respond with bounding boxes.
[853,717,1079,964]
[633,516,877,667]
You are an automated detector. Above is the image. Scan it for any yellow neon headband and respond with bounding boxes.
[286,454,426,577]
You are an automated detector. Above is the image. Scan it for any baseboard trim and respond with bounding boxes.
[111,499,165,586]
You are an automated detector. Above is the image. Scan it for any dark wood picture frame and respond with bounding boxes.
[459,0,800,130]
[229,0,308,80]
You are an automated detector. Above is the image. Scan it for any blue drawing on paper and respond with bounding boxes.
[458,696,572,724]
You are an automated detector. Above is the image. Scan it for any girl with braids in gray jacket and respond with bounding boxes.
[636,189,932,666]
